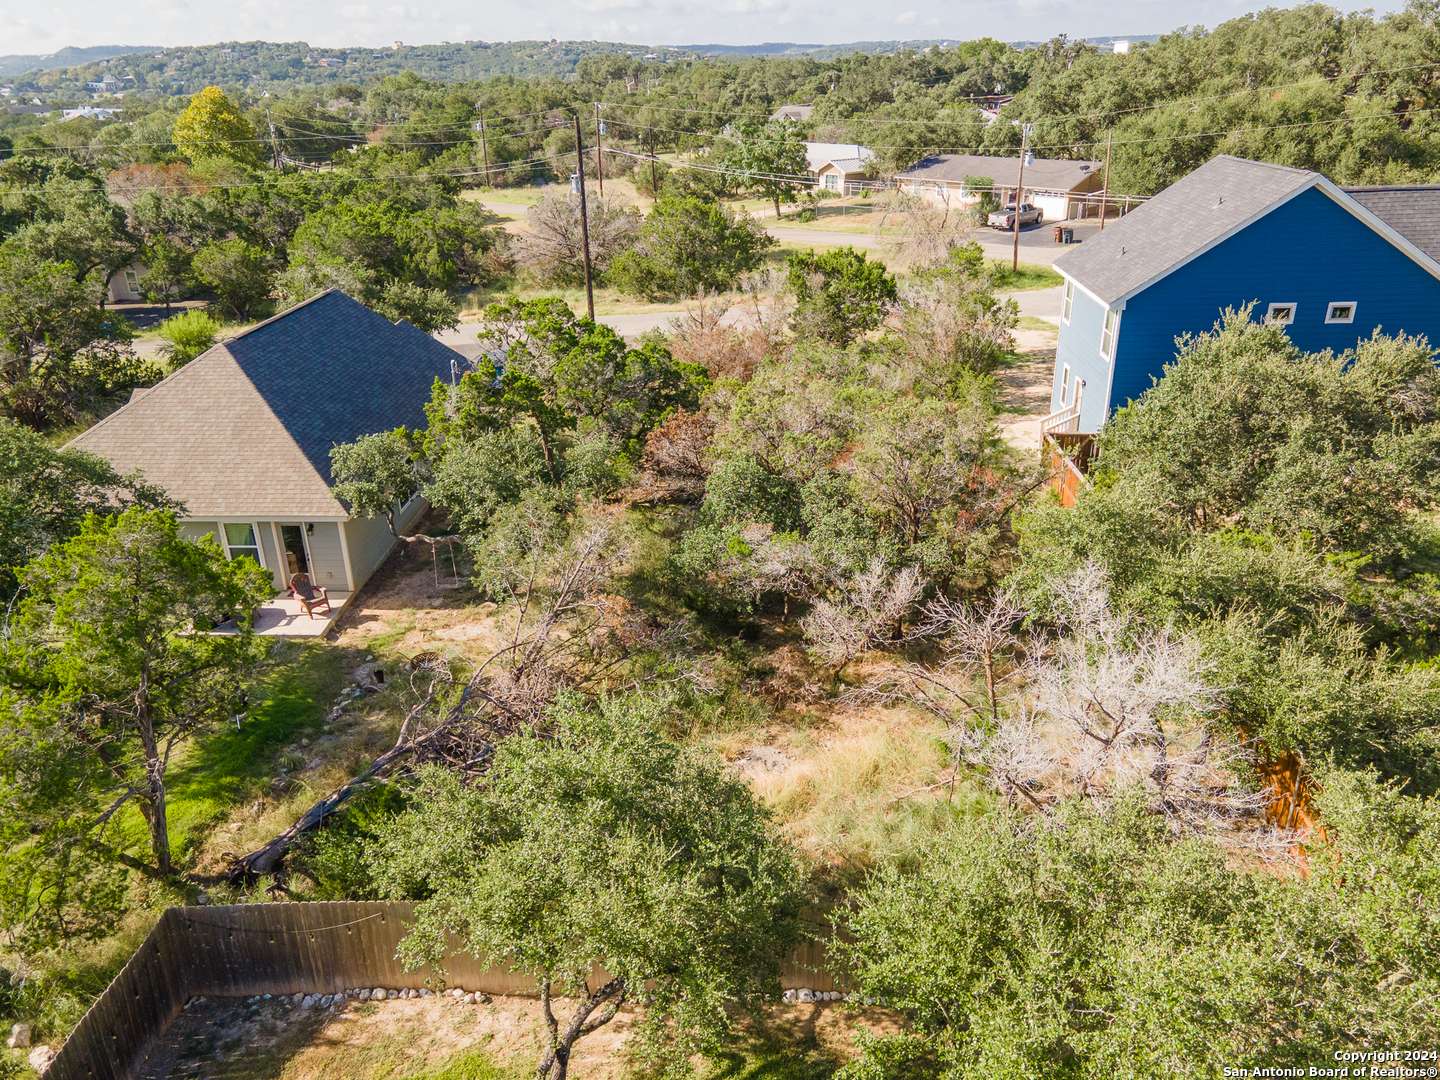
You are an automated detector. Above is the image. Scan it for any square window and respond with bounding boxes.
[222,522,263,566]
[1325,301,1357,324]
[1265,302,1297,326]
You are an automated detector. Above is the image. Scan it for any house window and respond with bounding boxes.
[1265,302,1297,326]
[1061,364,1071,404]
[1325,301,1357,324]
[1061,280,1074,324]
[823,173,840,191]
[222,522,265,568]
[1100,308,1119,358]
[123,269,140,293]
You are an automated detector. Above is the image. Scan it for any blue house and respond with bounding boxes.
[1046,156,1440,433]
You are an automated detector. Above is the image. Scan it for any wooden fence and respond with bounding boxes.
[46,901,841,1080]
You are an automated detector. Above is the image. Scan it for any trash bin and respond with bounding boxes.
[1052,224,1064,244]
[1061,227,1075,244]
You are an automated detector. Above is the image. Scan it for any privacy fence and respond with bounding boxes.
[47,901,842,1080]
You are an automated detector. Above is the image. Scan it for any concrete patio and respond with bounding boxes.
[214,592,353,637]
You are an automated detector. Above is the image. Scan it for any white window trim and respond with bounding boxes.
[1061,363,1071,404]
[221,521,266,569]
[1265,302,1297,326]
[1325,301,1357,325]
[1099,307,1119,359]
[1061,280,1074,324]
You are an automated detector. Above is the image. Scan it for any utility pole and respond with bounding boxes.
[266,108,281,170]
[648,128,659,199]
[594,102,604,198]
[572,112,596,322]
[1011,123,1032,272]
[478,116,490,188]
[1098,130,1112,230]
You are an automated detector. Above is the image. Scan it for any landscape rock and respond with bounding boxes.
[781,989,796,1003]
[370,988,387,1001]
[387,989,399,999]
[28,1046,55,1073]
[797,988,815,1003]
[476,992,492,1005]
[419,988,432,997]
[6,1022,30,1049]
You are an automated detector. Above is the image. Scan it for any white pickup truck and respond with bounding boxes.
[987,202,1043,229]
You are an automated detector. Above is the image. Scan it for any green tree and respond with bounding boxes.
[191,238,273,320]
[0,418,171,596]
[155,308,222,369]
[837,789,1440,1078]
[610,194,774,301]
[1096,313,1440,562]
[369,694,803,1080]
[138,236,194,307]
[0,510,271,890]
[329,429,422,536]
[172,86,264,168]
[0,244,146,426]
[786,247,898,345]
[723,120,809,219]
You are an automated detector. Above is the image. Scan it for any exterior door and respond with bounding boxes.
[278,523,312,581]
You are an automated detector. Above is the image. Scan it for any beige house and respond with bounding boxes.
[895,154,1106,222]
[107,262,145,303]
[805,142,876,194]
[69,290,464,631]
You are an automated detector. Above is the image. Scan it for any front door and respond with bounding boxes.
[278,524,311,581]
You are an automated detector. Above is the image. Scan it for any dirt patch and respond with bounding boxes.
[133,992,895,1079]
[997,325,1059,452]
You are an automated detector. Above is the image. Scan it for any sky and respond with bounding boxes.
[0,0,1411,57]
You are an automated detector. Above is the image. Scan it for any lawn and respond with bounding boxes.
[987,261,1064,291]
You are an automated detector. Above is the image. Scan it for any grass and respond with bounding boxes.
[108,641,354,868]
[1017,315,1058,332]
[401,1048,524,1080]
[988,261,1064,291]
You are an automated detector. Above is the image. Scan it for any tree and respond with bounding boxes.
[0,510,271,889]
[138,237,194,308]
[369,694,803,1080]
[610,194,773,300]
[515,191,640,284]
[0,244,147,427]
[0,418,171,596]
[192,238,273,320]
[155,309,222,369]
[786,247,898,345]
[836,784,1440,1077]
[172,86,264,168]
[888,242,1019,381]
[1095,313,1440,562]
[723,120,809,219]
[330,430,422,536]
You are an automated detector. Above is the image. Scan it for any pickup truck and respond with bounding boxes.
[987,202,1043,229]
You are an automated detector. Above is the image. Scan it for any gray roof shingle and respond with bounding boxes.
[1343,185,1440,263]
[69,290,464,519]
[1052,156,1318,305]
[896,153,1103,192]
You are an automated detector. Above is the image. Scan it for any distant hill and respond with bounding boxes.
[0,45,157,79]
[8,35,1162,96]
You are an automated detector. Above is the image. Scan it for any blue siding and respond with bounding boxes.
[1052,284,1115,431]
[1088,186,1440,420]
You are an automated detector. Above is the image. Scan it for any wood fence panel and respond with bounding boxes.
[48,901,849,1080]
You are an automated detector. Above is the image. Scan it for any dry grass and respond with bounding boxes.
[714,702,989,873]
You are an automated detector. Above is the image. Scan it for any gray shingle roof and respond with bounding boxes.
[896,153,1102,192]
[1343,185,1440,263]
[1052,156,1318,305]
[69,290,464,519]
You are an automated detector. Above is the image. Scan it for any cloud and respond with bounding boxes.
[895,9,917,23]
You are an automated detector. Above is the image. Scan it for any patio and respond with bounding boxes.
[213,592,353,638]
